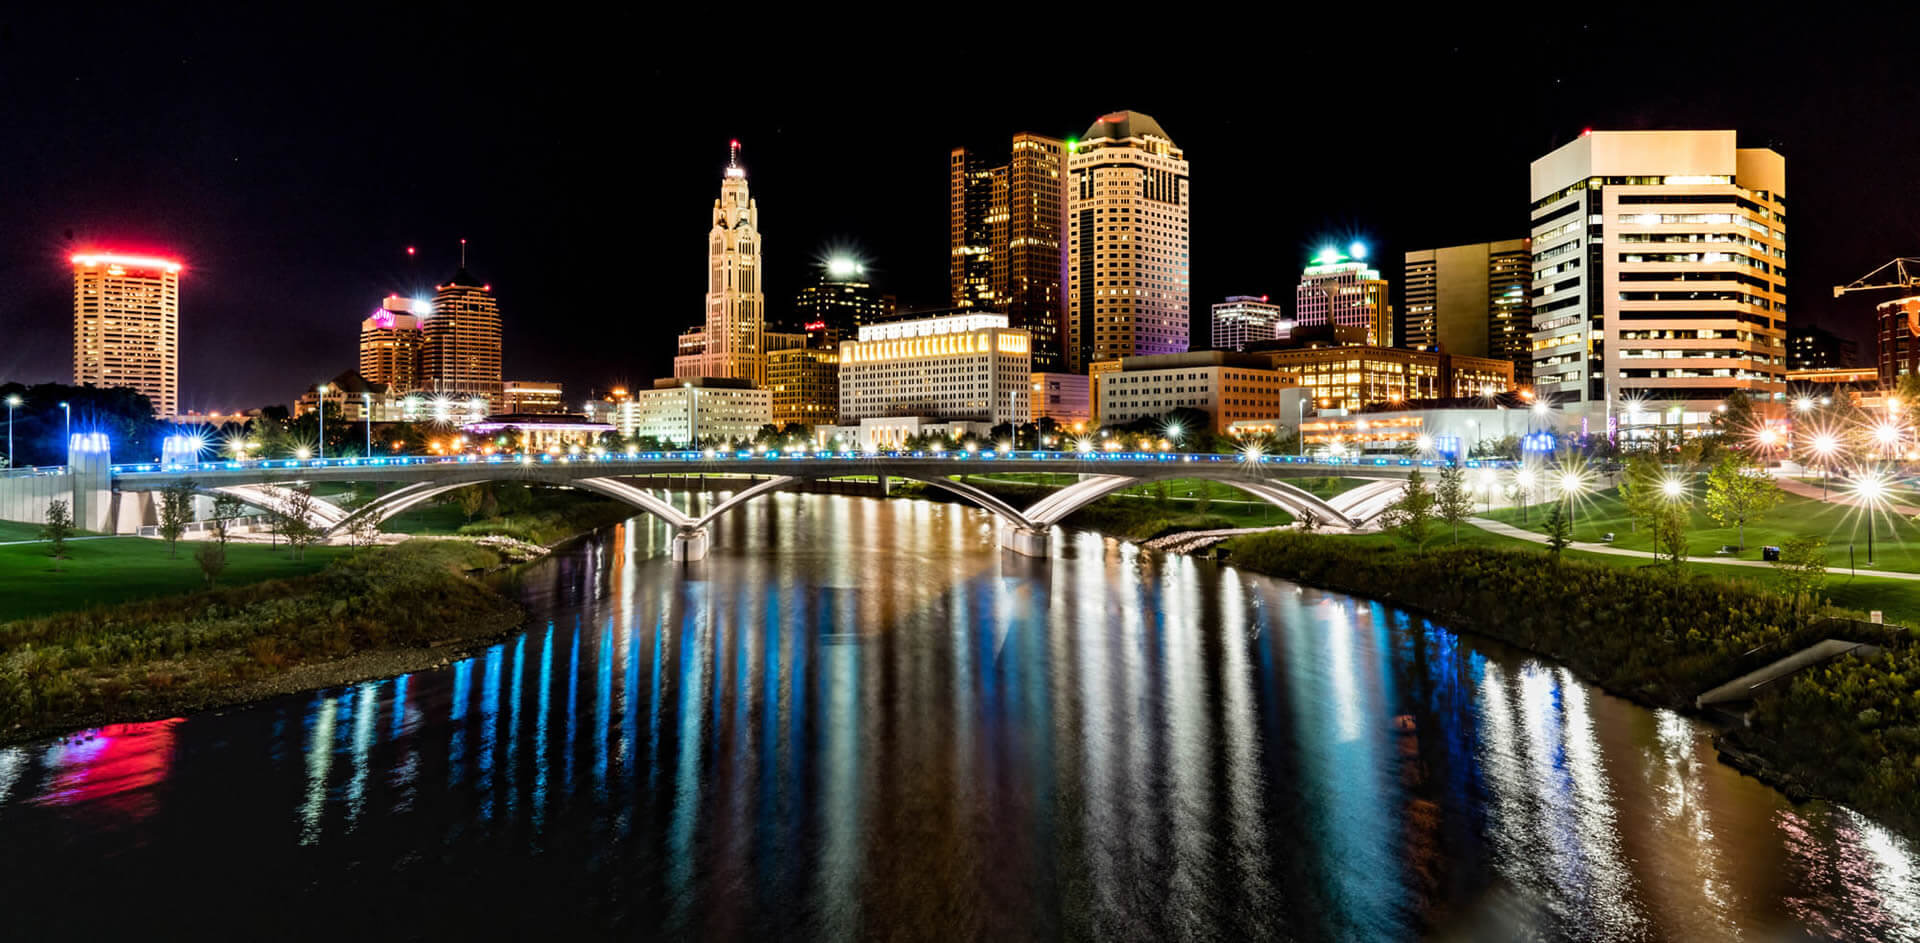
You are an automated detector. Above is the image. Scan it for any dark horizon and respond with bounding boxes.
[2,11,1917,411]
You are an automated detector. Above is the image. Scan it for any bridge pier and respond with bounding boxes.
[999,524,1049,558]
[672,527,710,562]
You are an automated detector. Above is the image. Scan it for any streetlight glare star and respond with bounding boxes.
[1662,477,1685,498]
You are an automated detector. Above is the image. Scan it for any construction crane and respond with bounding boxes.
[1834,258,1920,297]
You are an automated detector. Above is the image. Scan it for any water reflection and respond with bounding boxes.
[0,493,1916,939]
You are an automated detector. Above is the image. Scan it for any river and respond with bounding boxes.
[0,492,1916,940]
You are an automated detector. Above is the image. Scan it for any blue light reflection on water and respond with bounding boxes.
[0,493,1916,939]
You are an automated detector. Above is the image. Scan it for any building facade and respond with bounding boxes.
[1030,372,1092,428]
[838,313,1030,424]
[1265,345,1514,411]
[1295,248,1390,347]
[617,378,771,446]
[71,251,182,417]
[1096,352,1300,434]
[1529,130,1787,430]
[1402,239,1532,382]
[768,345,840,428]
[1298,405,1563,456]
[1210,295,1286,351]
[793,258,893,338]
[1788,324,1859,371]
[1877,297,1920,385]
[673,141,766,387]
[1066,111,1189,372]
[950,134,1069,371]
[359,295,426,393]
[502,380,564,414]
[423,266,502,400]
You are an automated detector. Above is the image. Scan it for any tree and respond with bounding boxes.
[1773,535,1828,608]
[209,493,244,545]
[456,485,486,522]
[1897,372,1920,407]
[1194,489,1213,515]
[1543,503,1572,557]
[1296,507,1323,533]
[1704,452,1782,550]
[194,540,228,588]
[1379,468,1436,549]
[41,499,75,560]
[278,485,322,561]
[1713,390,1757,433]
[1436,464,1473,544]
[158,478,197,558]
[1618,453,1665,534]
[1650,500,1690,573]
[1152,480,1170,510]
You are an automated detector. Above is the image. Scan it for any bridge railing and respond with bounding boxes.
[1,464,73,479]
[110,450,1520,477]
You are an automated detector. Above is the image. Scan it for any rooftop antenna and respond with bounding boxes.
[460,238,468,268]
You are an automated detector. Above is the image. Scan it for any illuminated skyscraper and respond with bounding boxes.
[1067,111,1188,372]
[423,252,503,400]
[950,133,1068,370]
[1530,130,1785,429]
[359,295,426,393]
[674,140,766,386]
[1402,239,1533,382]
[1295,246,1391,347]
[1210,296,1286,351]
[793,257,893,339]
[71,251,182,417]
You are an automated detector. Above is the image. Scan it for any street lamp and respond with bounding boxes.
[1559,468,1586,535]
[683,382,698,448]
[4,393,19,469]
[1297,397,1311,456]
[59,401,69,466]
[363,392,372,457]
[1856,472,1889,566]
[1811,432,1839,499]
[316,383,328,459]
[1515,467,1535,523]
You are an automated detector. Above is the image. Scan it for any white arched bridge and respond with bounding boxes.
[104,450,1508,560]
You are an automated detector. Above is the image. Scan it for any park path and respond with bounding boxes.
[1466,517,1920,582]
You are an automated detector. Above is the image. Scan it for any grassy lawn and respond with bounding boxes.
[0,538,350,624]
[382,500,473,535]
[1336,509,1920,627]
[0,521,49,541]
[1483,486,1920,574]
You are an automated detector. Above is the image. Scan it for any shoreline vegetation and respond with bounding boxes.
[1220,529,1920,838]
[0,540,523,745]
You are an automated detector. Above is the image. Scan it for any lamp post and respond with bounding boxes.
[1812,433,1838,499]
[1559,469,1585,537]
[316,383,328,460]
[684,382,697,449]
[1515,467,1535,523]
[59,401,70,466]
[363,392,372,457]
[4,393,19,468]
[1297,397,1311,456]
[1858,472,1887,567]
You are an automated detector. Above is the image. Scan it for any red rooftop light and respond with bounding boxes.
[71,252,183,273]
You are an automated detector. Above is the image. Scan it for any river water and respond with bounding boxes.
[1,493,1917,940]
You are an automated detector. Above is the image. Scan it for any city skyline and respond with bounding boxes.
[2,14,1917,410]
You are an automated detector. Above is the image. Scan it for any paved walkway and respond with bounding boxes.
[1467,517,1920,582]
[0,535,114,547]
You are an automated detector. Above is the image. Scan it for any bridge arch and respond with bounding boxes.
[321,473,803,539]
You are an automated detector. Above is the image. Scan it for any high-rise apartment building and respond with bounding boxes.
[1530,130,1786,429]
[423,262,503,400]
[673,141,766,386]
[793,257,893,338]
[1066,111,1189,372]
[1295,247,1390,347]
[768,345,840,428]
[1210,296,1287,351]
[1402,239,1533,383]
[949,134,1070,370]
[359,295,426,393]
[71,251,182,417]
[1877,297,1920,385]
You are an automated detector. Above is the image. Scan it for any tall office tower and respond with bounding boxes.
[1066,111,1189,372]
[1210,295,1286,351]
[1530,130,1786,430]
[949,134,1069,369]
[71,251,182,417]
[693,139,766,386]
[423,256,503,400]
[1402,239,1534,383]
[793,257,892,339]
[359,295,426,393]
[1294,245,1391,346]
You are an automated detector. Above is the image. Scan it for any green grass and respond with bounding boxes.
[0,521,49,542]
[382,501,473,535]
[0,538,349,624]
[1485,486,1920,574]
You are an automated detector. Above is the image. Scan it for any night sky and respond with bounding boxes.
[2,11,1917,412]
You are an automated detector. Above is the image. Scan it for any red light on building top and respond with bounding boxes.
[1260,295,1269,302]
[71,252,183,274]
[1581,127,1592,136]
[406,246,416,256]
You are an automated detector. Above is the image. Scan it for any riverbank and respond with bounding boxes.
[0,540,525,745]
[1221,529,1920,836]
